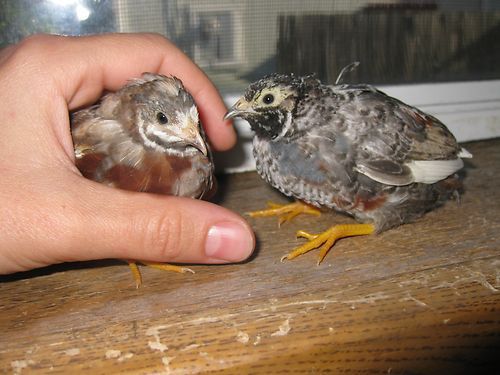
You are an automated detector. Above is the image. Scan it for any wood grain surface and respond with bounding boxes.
[1,139,499,374]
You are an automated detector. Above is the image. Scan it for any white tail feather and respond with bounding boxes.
[458,148,473,158]
[407,158,464,184]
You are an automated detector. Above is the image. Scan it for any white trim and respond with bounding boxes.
[217,80,500,173]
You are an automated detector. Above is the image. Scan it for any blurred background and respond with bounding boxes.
[1,0,499,92]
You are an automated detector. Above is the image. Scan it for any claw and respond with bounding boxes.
[248,201,321,226]
[296,230,319,240]
[128,261,143,288]
[128,261,194,288]
[282,223,375,264]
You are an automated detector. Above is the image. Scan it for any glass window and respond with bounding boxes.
[1,0,499,93]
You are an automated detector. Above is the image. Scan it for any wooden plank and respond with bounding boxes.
[1,138,499,373]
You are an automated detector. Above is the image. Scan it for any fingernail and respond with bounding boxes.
[205,221,254,262]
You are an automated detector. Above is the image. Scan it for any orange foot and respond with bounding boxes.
[248,201,321,226]
[128,261,194,288]
[282,223,375,265]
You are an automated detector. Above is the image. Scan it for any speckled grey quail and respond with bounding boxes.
[72,73,214,285]
[225,63,471,264]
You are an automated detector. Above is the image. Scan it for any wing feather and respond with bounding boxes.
[330,87,471,186]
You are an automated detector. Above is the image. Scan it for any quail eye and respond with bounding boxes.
[156,112,168,124]
[262,93,275,105]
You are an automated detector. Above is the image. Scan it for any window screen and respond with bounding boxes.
[1,0,499,92]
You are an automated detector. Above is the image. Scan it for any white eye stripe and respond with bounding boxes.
[137,118,166,152]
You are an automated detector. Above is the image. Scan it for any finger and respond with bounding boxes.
[7,33,236,151]
[12,176,255,271]
[0,44,15,65]
[72,183,254,266]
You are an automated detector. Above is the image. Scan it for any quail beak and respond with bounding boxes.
[179,116,208,156]
[224,98,253,120]
[184,128,208,156]
[188,131,208,156]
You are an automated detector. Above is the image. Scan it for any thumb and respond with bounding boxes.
[65,181,256,266]
[1,174,255,274]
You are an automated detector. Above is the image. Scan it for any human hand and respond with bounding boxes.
[0,33,255,274]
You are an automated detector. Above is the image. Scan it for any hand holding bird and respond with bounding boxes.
[0,33,254,279]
